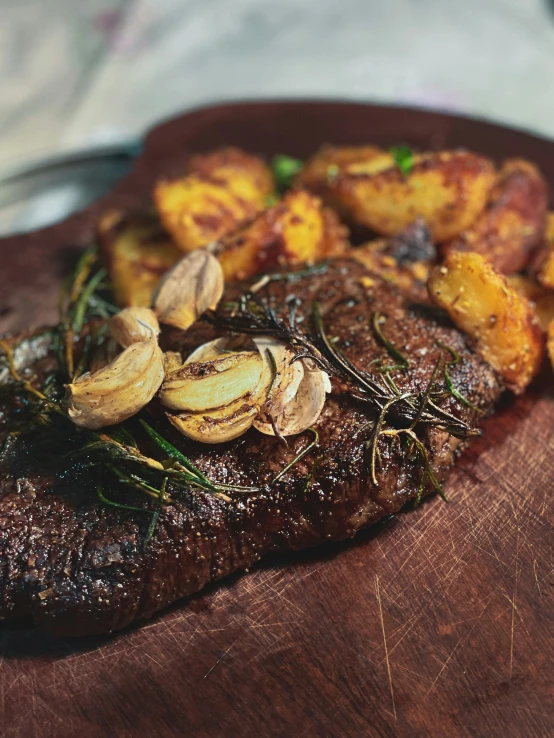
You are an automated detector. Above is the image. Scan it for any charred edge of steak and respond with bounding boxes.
[0,259,502,636]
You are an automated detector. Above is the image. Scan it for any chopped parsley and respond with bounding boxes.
[271,154,303,191]
[390,145,413,176]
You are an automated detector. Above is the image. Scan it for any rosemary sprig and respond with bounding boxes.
[408,356,442,431]
[72,268,107,334]
[372,312,409,368]
[210,293,331,374]
[436,341,484,414]
[381,428,448,502]
[302,457,320,495]
[96,475,152,515]
[368,394,412,486]
[249,262,330,293]
[0,339,65,417]
[144,478,168,546]
[271,428,319,484]
[139,419,215,489]
[57,247,117,380]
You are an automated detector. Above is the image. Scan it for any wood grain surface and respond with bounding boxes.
[0,102,552,738]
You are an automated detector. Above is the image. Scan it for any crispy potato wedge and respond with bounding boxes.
[536,213,554,289]
[508,274,554,332]
[298,149,495,243]
[97,210,181,307]
[216,190,349,281]
[428,252,543,393]
[444,159,547,274]
[154,147,275,252]
[352,219,436,293]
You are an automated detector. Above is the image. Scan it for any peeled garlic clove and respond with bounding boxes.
[153,249,224,331]
[168,398,258,444]
[67,337,164,429]
[256,362,331,437]
[160,352,263,412]
[252,337,304,434]
[109,307,160,348]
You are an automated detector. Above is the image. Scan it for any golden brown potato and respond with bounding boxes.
[98,210,181,307]
[153,147,275,252]
[295,144,386,191]
[428,251,543,393]
[216,190,349,282]
[352,219,436,293]
[508,274,554,332]
[536,213,554,289]
[444,159,547,274]
[298,149,495,243]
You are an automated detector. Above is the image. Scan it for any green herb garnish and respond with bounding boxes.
[436,341,484,414]
[390,145,413,176]
[372,312,409,368]
[272,428,319,484]
[271,154,303,191]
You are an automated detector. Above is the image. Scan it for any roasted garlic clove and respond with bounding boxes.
[252,337,305,435]
[167,398,259,444]
[66,337,164,429]
[255,358,331,437]
[163,350,183,374]
[184,338,228,365]
[160,351,263,412]
[184,335,254,365]
[109,307,160,348]
[153,249,224,331]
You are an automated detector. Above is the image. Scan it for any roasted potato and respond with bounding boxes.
[428,252,543,393]
[295,144,386,192]
[154,147,275,252]
[216,190,349,281]
[508,274,554,332]
[535,213,554,289]
[297,148,495,243]
[444,159,547,274]
[97,210,181,307]
[352,219,436,293]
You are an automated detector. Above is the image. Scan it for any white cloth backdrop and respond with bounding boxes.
[2,0,554,166]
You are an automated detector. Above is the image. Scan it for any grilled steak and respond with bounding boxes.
[0,259,502,637]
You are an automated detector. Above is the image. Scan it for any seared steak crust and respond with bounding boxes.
[0,260,502,636]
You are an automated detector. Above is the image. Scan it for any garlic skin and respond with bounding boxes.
[67,337,164,429]
[160,352,263,412]
[153,249,224,331]
[268,364,330,436]
[109,307,160,348]
[252,337,304,435]
[255,346,331,438]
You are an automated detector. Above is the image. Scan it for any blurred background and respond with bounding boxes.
[2,0,554,231]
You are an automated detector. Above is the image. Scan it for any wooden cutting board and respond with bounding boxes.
[0,102,552,738]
